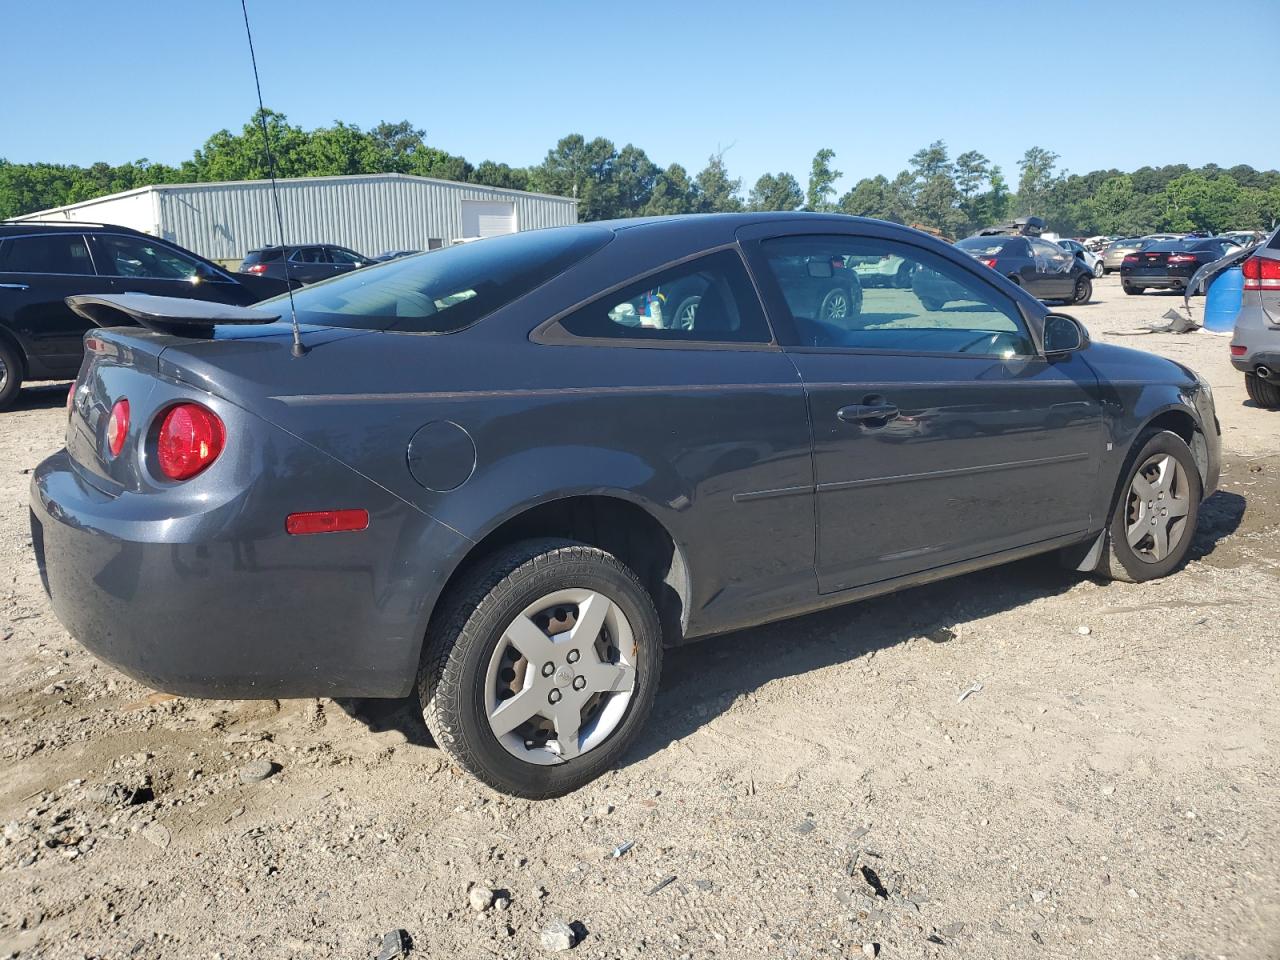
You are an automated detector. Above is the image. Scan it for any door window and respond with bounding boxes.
[756,235,1034,357]
[1030,239,1073,275]
[557,249,771,344]
[290,247,328,264]
[95,235,207,280]
[327,247,365,266]
[0,234,95,275]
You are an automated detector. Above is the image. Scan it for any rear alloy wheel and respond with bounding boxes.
[1072,276,1092,305]
[1098,430,1201,583]
[1245,372,1280,409]
[1093,261,1105,278]
[0,341,23,412]
[420,539,662,798]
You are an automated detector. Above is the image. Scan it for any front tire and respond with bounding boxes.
[420,539,663,798]
[1096,430,1201,583]
[1093,261,1105,278]
[1072,276,1093,305]
[1245,372,1280,409]
[0,340,23,412]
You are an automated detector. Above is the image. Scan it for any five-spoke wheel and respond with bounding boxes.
[420,540,662,798]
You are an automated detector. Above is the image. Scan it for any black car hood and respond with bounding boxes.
[1082,340,1197,386]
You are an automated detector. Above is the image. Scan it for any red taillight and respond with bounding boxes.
[1168,253,1198,265]
[1122,254,1139,265]
[244,263,268,275]
[106,399,130,457]
[66,382,77,417]
[1242,255,1280,291]
[1231,344,1247,357]
[981,257,999,270]
[155,403,225,480]
[285,509,370,536]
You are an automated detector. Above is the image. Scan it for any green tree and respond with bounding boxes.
[805,148,840,212]
[1015,146,1061,217]
[641,163,698,216]
[748,172,803,212]
[693,150,742,213]
[527,134,618,221]
[471,161,529,191]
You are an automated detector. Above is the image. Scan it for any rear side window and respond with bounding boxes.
[557,249,771,344]
[290,247,327,264]
[95,234,205,280]
[0,234,95,275]
[268,226,613,334]
[955,238,1011,256]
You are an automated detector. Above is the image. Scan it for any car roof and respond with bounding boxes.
[0,221,151,238]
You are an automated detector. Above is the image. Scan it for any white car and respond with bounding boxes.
[1057,239,1105,278]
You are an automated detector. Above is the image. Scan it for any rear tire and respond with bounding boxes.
[0,340,23,412]
[1093,261,1105,278]
[1122,282,1144,295]
[419,539,663,798]
[1095,430,1201,583]
[919,295,945,311]
[1245,373,1280,409]
[1072,276,1093,305]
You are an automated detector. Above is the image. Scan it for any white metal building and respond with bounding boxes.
[12,173,579,266]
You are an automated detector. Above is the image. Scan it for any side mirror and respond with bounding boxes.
[1043,313,1089,357]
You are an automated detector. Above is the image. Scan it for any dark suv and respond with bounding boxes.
[0,222,292,410]
[240,244,375,284]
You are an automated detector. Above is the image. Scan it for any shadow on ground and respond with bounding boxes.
[335,482,1258,770]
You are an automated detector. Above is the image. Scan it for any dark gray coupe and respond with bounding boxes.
[31,214,1221,797]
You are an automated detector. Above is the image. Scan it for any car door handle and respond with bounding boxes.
[837,402,900,424]
[0,283,29,291]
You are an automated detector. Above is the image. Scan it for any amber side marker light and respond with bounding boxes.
[285,509,370,536]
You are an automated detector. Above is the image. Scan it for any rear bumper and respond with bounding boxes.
[1230,351,1280,376]
[1122,273,1187,288]
[31,449,469,699]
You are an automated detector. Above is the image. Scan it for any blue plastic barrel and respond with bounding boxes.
[1203,266,1244,333]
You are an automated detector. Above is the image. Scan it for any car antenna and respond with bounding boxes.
[239,0,306,357]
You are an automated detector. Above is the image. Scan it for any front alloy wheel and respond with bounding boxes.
[420,539,662,798]
[1100,430,1201,582]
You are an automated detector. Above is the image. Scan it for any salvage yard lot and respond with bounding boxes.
[1,274,1276,959]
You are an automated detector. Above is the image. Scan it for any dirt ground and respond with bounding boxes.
[1,274,1277,960]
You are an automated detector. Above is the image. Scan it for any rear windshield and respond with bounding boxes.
[955,237,1011,255]
[260,227,612,333]
[243,249,282,264]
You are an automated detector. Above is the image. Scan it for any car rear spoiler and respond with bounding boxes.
[66,293,281,336]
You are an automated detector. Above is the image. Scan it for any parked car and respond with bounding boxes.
[1057,238,1105,278]
[1218,230,1264,249]
[1102,238,1148,273]
[1230,226,1280,409]
[1120,237,1244,295]
[0,222,292,411]
[240,243,376,284]
[33,213,1220,798]
[373,250,423,262]
[845,252,914,288]
[950,235,1093,304]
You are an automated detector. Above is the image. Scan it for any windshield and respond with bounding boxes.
[260,227,612,333]
[955,237,1010,255]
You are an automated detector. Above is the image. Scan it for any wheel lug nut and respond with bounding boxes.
[573,676,586,691]
[566,649,580,664]
[548,689,562,704]
[541,663,554,678]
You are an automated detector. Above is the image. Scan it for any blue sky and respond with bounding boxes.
[3,0,1275,194]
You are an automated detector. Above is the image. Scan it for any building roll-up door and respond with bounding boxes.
[460,200,516,239]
